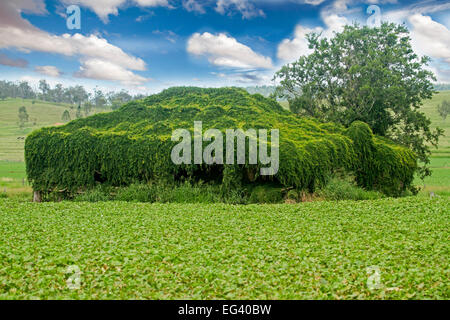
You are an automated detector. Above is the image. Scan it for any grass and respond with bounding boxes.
[414,91,450,196]
[0,98,108,199]
[0,161,31,200]
[0,98,73,162]
[0,197,448,300]
[0,98,108,162]
[420,91,450,153]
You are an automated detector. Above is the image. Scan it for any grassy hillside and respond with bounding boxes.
[416,91,450,195]
[420,90,450,154]
[0,98,110,198]
[0,98,77,162]
[0,197,448,299]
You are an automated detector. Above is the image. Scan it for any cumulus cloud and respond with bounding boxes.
[0,53,28,68]
[35,65,61,77]
[379,3,450,83]
[277,25,321,61]
[409,14,450,64]
[75,59,149,85]
[0,0,148,86]
[277,13,348,61]
[187,32,273,69]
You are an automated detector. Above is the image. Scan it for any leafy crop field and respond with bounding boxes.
[0,197,448,300]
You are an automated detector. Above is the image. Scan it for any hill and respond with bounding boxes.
[0,98,77,162]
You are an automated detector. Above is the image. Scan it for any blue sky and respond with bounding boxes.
[0,0,449,94]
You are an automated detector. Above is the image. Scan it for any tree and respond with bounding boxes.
[93,88,107,108]
[108,90,133,110]
[71,85,89,105]
[18,81,35,99]
[83,102,94,116]
[53,84,64,103]
[75,104,83,119]
[62,110,71,122]
[273,23,443,179]
[18,106,29,129]
[38,80,50,101]
[437,100,450,120]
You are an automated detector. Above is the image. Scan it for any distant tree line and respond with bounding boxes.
[245,83,450,99]
[434,83,450,91]
[0,79,146,110]
[245,86,276,97]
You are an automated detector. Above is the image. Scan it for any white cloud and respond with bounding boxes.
[277,14,348,62]
[61,0,333,22]
[409,14,450,64]
[215,0,265,19]
[187,32,273,69]
[210,69,274,86]
[277,25,321,61]
[60,0,170,23]
[384,1,450,23]
[75,59,149,86]
[302,0,326,5]
[65,33,146,71]
[0,0,149,86]
[35,65,62,77]
[182,0,206,14]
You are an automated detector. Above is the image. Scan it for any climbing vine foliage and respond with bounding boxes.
[25,87,417,197]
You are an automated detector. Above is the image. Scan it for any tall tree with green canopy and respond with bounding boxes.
[18,106,29,129]
[273,23,443,179]
[61,110,71,122]
[437,100,450,120]
[75,104,83,119]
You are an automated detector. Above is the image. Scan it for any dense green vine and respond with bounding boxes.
[25,87,417,197]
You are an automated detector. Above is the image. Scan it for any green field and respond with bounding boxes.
[0,197,448,299]
[0,98,107,199]
[0,99,75,162]
[0,98,107,162]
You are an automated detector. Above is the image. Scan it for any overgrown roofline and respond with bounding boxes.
[25,87,417,198]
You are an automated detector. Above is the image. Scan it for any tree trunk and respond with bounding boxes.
[33,191,42,203]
